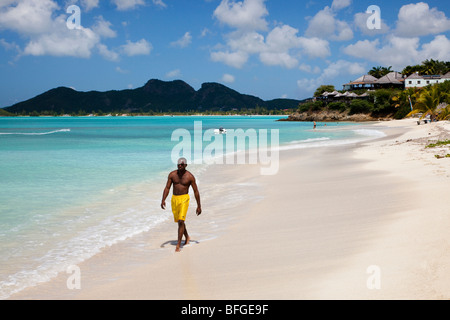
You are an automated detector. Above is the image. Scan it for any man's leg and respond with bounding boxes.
[176,220,190,252]
[184,224,190,245]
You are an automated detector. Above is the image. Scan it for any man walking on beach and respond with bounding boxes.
[161,158,202,252]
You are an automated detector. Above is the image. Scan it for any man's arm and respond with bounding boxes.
[191,176,202,215]
[161,173,173,210]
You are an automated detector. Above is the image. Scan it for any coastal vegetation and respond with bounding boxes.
[369,66,393,78]
[406,82,450,121]
[1,60,449,120]
[3,107,293,117]
[0,108,13,116]
[401,59,450,77]
[426,140,450,148]
[426,139,450,159]
[297,88,414,120]
[292,60,450,122]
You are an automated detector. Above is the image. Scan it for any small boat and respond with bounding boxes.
[214,127,227,134]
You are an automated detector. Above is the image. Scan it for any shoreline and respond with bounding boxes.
[8,118,450,300]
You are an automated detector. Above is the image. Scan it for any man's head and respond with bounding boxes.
[177,158,187,172]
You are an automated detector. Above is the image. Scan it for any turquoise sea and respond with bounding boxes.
[0,115,385,299]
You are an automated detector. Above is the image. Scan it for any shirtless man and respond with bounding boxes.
[161,158,202,252]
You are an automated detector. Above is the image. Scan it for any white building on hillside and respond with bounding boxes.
[405,72,450,88]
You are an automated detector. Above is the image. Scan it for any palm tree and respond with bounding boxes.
[421,59,438,75]
[407,84,449,121]
[369,66,383,78]
[392,87,418,110]
[438,105,450,120]
[402,65,422,77]
[437,105,450,120]
[369,66,393,78]
[445,62,450,74]
[380,66,392,76]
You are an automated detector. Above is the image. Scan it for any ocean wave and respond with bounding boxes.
[0,129,71,136]
[279,129,385,151]
[0,209,168,300]
[278,138,358,151]
[289,137,331,144]
[353,129,386,138]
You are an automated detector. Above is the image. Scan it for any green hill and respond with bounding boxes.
[3,79,302,115]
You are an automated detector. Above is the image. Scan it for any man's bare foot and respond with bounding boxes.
[175,245,181,252]
[184,236,190,246]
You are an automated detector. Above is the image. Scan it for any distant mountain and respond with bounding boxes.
[3,79,303,114]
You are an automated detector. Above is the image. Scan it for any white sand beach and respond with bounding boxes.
[10,118,450,300]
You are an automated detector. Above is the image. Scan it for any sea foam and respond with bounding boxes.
[0,129,71,135]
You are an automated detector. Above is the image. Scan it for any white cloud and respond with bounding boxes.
[211,24,331,69]
[0,38,20,52]
[211,50,249,69]
[22,15,100,58]
[323,59,366,78]
[259,25,302,68]
[201,28,212,37]
[0,0,59,35]
[166,69,181,78]
[171,32,192,48]
[0,0,128,60]
[354,12,389,36]
[343,37,417,69]
[395,2,450,37]
[299,63,321,74]
[305,6,353,41]
[419,35,450,62]
[343,38,380,60]
[111,0,145,11]
[298,37,330,59]
[115,66,129,74]
[92,16,117,38]
[297,60,365,93]
[120,39,152,56]
[226,31,266,54]
[97,43,120,61]
[331,0,351,11]
[260,52,299,69]
[343,35,450,71]
[221,73,235,83]
[264,25,301,52]
[152,0,167,8]
[81,0,99,11]
[211,0,334,69]
[211,18,331,69]
[213,0,269,31]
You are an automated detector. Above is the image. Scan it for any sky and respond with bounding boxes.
[0,0,449,108]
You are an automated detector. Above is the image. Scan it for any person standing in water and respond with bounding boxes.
[161,158,202,252]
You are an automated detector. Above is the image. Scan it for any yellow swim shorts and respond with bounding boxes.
[171,194,190,222]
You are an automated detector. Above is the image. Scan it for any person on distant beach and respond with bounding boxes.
[161,158,202,252]
[313,121,316,129]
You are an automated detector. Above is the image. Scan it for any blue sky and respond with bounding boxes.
[0,0,449,108]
